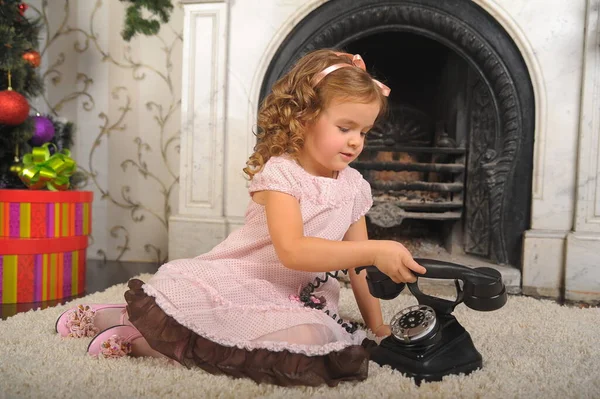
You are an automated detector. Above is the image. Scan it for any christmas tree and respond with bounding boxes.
[0,0,75,190]
[120,0,174,42]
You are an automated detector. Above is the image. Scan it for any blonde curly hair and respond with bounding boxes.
[243,49,389,179]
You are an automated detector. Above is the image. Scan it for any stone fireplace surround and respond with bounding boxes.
[171,0,600,302]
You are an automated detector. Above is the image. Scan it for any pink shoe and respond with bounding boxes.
[55,304,127,338]
[87,325,142,358]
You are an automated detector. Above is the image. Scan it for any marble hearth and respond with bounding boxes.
[170,0,600,302]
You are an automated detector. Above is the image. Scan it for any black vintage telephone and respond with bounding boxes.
[355,258,507,384]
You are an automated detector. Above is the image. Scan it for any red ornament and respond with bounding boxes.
[18,3,28,16]
[22,50,41,68]
[0,89,30,125]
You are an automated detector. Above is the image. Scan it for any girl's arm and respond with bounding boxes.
[260,190,379,272]
[258,190,425,281]
[344,216,391,337]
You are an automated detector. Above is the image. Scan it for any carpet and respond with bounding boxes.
[0,273,598,399]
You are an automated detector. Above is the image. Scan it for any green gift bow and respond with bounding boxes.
[19,143,76,191]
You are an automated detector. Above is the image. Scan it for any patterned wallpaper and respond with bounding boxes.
[29,0,184,263]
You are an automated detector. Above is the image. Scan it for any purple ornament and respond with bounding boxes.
[31,115,56,145]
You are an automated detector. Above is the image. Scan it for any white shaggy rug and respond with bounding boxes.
[0,273,599,399]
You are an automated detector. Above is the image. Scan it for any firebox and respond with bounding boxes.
[348,33,470,259]
[261,0,535,269]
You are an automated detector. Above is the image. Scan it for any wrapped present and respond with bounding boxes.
[0,190,91,238]
[0,189,93,304]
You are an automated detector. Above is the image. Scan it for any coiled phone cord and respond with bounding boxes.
[297,269,365,334]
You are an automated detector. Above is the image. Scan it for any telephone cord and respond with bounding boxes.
[299,269,366,334]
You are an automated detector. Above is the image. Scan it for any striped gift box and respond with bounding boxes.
[0,190,92,238]
[0,190,93,304]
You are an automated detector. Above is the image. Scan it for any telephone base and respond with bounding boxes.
[369,314,483,384]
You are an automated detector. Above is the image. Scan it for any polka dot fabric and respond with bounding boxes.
[143,155,373,356]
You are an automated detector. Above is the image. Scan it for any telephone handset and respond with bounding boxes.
[355,258,507,384]
[356,258,507,314]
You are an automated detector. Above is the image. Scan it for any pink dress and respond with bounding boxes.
[141,155,373,357]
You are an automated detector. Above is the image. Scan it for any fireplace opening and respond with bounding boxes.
[345,32,473,260]
[260,0,535,269]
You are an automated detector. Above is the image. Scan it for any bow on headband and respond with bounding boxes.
[312,52,391,96]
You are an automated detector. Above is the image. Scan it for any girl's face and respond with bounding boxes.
[298,99,380,178]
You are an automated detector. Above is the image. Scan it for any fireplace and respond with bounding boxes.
[172,0,600,302]
[260,1,535,269]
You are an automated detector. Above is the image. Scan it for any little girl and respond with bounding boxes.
[56,49,426,387]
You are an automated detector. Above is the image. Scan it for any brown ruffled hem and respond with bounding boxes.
[124,279,374,387]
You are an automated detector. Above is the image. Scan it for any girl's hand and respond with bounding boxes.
[373,324,391,337]
[373,240,426,283]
